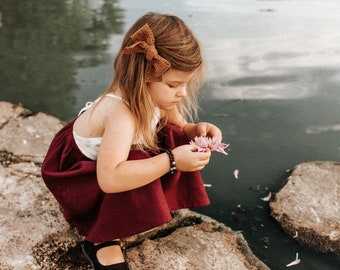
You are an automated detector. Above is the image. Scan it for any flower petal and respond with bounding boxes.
[261,192,272,201]
[286,253,301,267]
[190,136,229,155]
[233,169,239,179]
[292,231,298,238]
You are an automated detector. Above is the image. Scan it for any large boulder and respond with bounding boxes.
[0,101,269,269]
[270,161,340,255]
[124,210,269,270]
[32,209,269,270]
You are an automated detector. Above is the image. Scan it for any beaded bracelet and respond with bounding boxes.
[165,149,177,175]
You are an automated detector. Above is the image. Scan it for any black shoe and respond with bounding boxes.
[82,240,130,270]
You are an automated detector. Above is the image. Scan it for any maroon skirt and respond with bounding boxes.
[41,121,210,242]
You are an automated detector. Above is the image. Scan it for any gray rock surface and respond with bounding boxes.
[0,101,269,269]
[124,211,268,270]
[0,101,64,163]
[0,162,71,269]
[270,161,340,255]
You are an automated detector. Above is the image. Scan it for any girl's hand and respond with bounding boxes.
[172,144,211,172]
[183,122,222,142]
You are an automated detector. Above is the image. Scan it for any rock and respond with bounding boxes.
[31,210,269,270]
[124,210,269,270]
[0,102,67,269]
[0,101,269,269]
[0,101,27,127]
[270,161,340,255]
[0,162,71,269]
[0,101,64,164]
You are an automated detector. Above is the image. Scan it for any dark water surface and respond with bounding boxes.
[1,1,339,269]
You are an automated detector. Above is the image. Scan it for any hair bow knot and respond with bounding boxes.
[123,24,171,82]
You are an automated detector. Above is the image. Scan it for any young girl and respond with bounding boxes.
[42,12,222,270]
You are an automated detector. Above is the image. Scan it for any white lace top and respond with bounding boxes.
[73,94,160,160]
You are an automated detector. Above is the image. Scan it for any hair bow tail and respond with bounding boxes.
[146,56,171,82]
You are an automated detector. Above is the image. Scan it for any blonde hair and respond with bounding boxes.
[105,12,204,150]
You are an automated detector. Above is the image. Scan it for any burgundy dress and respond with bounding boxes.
[41,121,210,242]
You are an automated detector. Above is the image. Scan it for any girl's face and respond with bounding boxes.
[147,69,194,109]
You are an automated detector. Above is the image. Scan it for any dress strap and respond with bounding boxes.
[105,93,130,107]
[105,93,122,100]
[78,93,129,116]
[77,98,99,116]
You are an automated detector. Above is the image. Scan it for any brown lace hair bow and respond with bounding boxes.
[123,24,171,82]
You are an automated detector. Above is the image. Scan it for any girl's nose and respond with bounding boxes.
[176,85,187,97]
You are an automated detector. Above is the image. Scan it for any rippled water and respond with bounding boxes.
[1,0,339,269]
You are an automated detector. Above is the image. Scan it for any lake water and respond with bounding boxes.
[1,0,339,269]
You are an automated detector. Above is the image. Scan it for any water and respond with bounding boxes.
[1,0,339,269]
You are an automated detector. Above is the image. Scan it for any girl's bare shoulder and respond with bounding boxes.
[74,95,134,138]
[94,96,135,129]
[97,96,136,150]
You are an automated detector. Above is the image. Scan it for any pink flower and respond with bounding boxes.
[190,136,229,155]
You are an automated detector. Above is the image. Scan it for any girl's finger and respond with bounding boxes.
[197,123,208,136]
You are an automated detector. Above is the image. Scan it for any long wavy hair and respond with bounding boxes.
[104,12,204,150]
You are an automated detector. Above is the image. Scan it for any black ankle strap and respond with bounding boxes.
[94,240,121,250]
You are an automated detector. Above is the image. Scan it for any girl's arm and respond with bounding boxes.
[165,106,223,142]
[165,106,187,128]
[96,104,210,193]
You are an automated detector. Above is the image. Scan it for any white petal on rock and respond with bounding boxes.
[292,231,298,238]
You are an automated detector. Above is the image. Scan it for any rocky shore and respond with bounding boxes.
[0,101,339,269]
